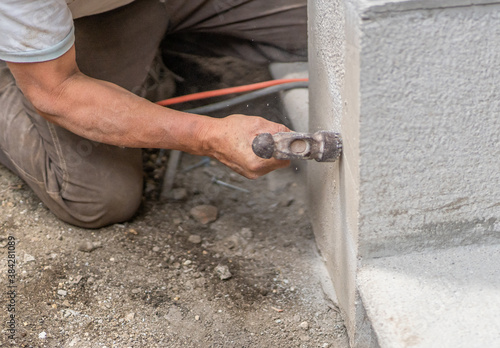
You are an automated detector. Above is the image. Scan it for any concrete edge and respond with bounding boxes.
[354,0,500,17]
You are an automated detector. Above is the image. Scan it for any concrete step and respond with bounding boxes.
[357,243,500,347]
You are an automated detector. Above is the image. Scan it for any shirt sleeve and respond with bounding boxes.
[0,0,74,63]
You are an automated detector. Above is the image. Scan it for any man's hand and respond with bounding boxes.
[204,114,291,179]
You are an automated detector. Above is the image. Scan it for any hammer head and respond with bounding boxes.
[252,131,342,162]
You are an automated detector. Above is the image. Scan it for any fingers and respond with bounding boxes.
[209,114,291,179]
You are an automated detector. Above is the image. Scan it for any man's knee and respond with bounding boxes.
[55,172,143,229]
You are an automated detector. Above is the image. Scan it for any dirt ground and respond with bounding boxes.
[0,56,348,348]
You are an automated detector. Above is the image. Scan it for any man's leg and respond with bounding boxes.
[0,0,170,228]
[0,61,143,228]
[162,0,307,63]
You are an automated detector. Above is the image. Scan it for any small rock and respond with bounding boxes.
[183,260,192,266]
[38,331,47,339]
[173,218,183,225]
[57,290,67,297]
[240,228,253,239]
[24,253,36,263]
[77,241,102,253]
[62,300,70,307]
[125,312,135,321]
[195,315,200,321]
[215,265,232,280]
[279,196,295,207]
[299,321,309,330]
[190,205,218,224]
[321,344,330,348]
[152,246,160,252]
[109,257,115,262]
[172,188,188,200]
[188,234,202,244]
[300,335,310,342]
[72,275,83,285]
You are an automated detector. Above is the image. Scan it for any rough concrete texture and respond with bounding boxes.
[358,244,500,347]
[308,0,370,346]
[358,3,500,258]
[307,0,500,346]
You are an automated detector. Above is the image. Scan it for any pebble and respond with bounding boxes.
[195,315,200,321]
[214,265,232,280]
[279,196,295,207]
[183,260,192,266]
[299,335,310,342]
[38,331,47,339]
[57,290,67,297]
[125,312,135,321]
[77,241,102,253]
[240,227,253,239]
[300,321,309,330]
[152,246,160,252]
[188,234,202,244]
[190,205,218,224]
[24,253,36,263]
[172,188,188,200]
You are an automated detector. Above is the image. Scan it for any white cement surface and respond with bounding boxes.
[358,3,500,258]
[358,243,500,347]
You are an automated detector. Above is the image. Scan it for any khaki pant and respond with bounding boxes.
[0,0,307,228]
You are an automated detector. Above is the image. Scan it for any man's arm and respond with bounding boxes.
[7,45,290,179]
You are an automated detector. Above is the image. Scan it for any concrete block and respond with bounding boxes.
[358,244,500,347]
[308,0,500,345]
[358,2,500,258]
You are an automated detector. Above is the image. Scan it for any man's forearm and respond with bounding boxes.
[7,46,290,179]
[30,72,219,155]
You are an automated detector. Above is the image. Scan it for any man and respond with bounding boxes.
[0,0,307,228]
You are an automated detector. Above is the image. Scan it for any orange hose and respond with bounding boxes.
[156,78,309,106]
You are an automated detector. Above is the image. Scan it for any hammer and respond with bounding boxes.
[252,131,342,162]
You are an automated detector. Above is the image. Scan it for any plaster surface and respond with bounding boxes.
[358,244,500,347]
[308,0,378,346]
[358,3,500,258]
[308,0,500,345]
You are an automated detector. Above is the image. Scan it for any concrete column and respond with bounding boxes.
[308,0,500,346]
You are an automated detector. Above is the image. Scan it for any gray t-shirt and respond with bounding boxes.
[0,0,134,63]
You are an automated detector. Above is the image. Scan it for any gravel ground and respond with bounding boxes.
[0,56,349,348]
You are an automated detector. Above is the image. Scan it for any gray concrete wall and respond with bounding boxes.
[358,2,500,258]
[308,0,369,345]
[308,0,500,345]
